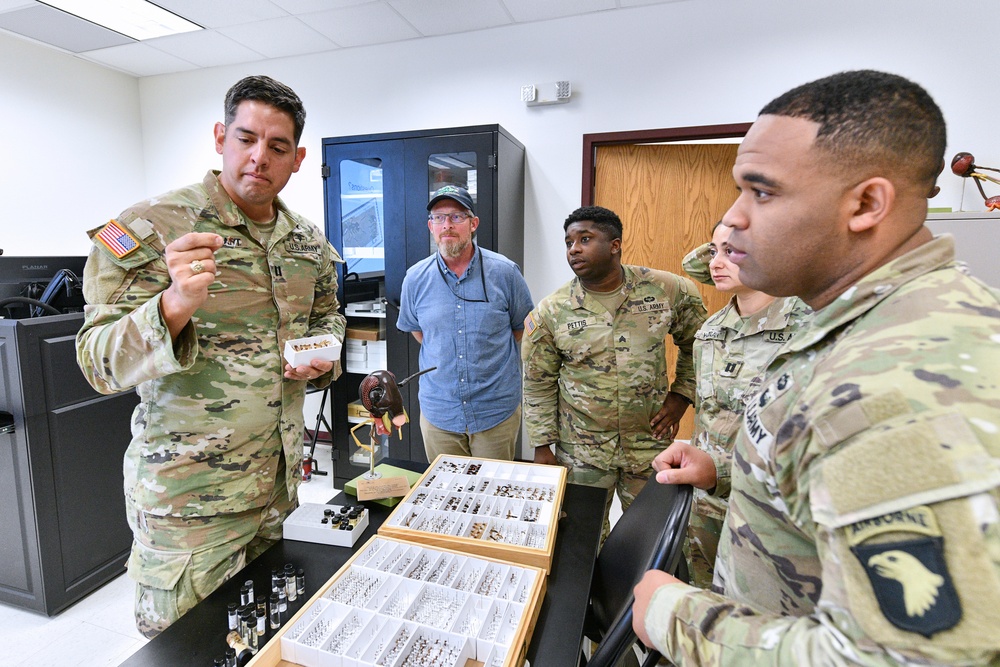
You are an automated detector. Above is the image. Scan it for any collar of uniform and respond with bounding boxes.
[724,294,801,339]
[785,235,956,354]
[568,264,639,311]
[203,169,293,233]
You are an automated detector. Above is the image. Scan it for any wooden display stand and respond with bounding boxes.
[248,536,547,667]
[380,456,567,572]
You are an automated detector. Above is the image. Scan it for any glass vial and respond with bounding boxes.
[295,568,305,596]
[283,564,296,601]
[255,609,266,641]
[277,585,287,612]
[244,579,254,602]
[227,602,238,631]
[225,648,236,667]
[225,631,254,667]
[269,593,280,629]
[256,595,266,617]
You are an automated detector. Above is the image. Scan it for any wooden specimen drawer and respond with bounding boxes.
[248,536,547,667]
[379,456,567,572]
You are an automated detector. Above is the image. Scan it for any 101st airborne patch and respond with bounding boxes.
[848,505,962,637]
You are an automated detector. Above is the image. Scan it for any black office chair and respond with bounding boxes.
[581,479,693,667]
[303,385,335,477]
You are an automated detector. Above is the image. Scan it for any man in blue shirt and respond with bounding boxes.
[397,185,534,462]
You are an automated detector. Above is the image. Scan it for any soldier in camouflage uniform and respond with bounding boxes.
[76,76,345,638]
[664,223,811,589]
[634,70,1000,665]
[522,206,706,539]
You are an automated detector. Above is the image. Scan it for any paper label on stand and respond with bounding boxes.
[357,476,411,501]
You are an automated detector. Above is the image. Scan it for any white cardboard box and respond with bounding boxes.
[283,334,342,367]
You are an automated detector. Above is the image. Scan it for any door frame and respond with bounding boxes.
[581,123,753,205]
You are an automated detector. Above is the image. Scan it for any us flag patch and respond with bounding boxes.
[96,220,140,259]
[524,312,538,336]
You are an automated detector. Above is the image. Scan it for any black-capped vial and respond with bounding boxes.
[213,657,225,667]
[277,585,287,612]
[225,647,236,667]
[244,579,254,601]
[271,567,281,593]
[239,584,250,607]
[256,608,266,637]
[284,565,296,601]
[269,593,281,629]
[227,602,238,631]
[256,595,266,617]
[295,568,305,596]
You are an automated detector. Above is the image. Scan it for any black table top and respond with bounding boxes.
[119,459,605,667]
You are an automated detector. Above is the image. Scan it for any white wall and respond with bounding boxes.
[5,0,998,295]
[1,32,144,255]
[133,0,1000,300]
[4,0,997,457]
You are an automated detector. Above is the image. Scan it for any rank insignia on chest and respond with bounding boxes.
[95,219,140,259]
[720,360,744,377]
[848,506,961,637]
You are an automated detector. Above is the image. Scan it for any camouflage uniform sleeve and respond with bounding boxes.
[644,419,1000,665]
[667,275,707,402]
[76,242,198,395]
[707,451,731,499]
[303,241,346,388]
[520,307,561,447]
[682,242,715,286]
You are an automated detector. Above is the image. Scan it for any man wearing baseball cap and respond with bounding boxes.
[397,185,533,462]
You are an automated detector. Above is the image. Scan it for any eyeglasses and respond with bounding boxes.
[428,212,472,225]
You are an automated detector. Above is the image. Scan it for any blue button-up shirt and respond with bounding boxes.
[397,246,534,433]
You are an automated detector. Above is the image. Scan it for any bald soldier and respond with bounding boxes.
[76,76,345,637]
[634,70,1000,664]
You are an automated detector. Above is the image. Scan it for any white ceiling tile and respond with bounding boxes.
[269,0,372,14]
[0,1,35,12]
[306,3,419,48]
[218,16,338,59]
[0,4,132,52]
[501,0,615,23]
[80,42,199,77]
[151,0,288,29]
[388,0,512,36]
[144,29,266,68]
[619,0,690,6]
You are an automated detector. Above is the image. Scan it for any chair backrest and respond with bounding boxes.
[586,479,693,667]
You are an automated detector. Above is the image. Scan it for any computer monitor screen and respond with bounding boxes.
[339,158,385,280]
[0,256,87,319]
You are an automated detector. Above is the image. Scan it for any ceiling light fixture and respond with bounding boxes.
[39,0,202,41]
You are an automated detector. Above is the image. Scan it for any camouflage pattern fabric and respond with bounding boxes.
[76,171,344,635]
[683,272,812,589]
[680,241,715,287]
[129,455,292,638]
[522,265,706,469]
[557,443,656,543]
[644,236,1000,665]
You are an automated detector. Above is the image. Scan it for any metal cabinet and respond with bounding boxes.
[0,313,137,615]
[322,125,525,487]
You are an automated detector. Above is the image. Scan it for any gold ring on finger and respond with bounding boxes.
[190,260,205,274]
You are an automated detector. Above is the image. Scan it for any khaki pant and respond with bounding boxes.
[126,456,294,638]
[420,406,521,462]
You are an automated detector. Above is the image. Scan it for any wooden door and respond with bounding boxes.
[594,143,739,439]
